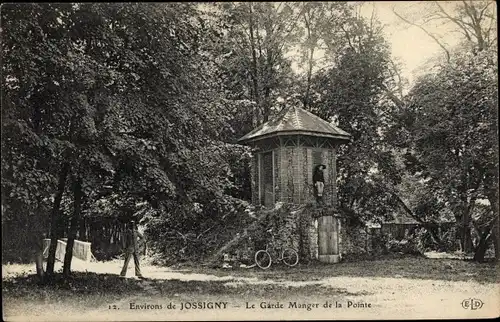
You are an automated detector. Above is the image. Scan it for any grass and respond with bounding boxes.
[2,272,145,313]
[2,271,363,304]
[3,255,498,318]
[186,254,500,284]
[146,278,369,299]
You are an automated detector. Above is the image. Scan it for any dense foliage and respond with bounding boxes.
[389,48,498,259]
[1,3,249,273]
[1,2,497,275]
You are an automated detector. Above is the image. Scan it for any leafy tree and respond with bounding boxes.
[388,49,498,261]
[307,11,403,225]
[207,2,301,136]
[2,3,242,276]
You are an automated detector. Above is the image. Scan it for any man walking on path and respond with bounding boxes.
[120,220,144,278]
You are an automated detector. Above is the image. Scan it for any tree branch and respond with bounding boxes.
[340,24,356,52]
[434,1,474,43]
[393,8,451,62]
[378,83,405,109]
[276,3,308,54]
[477,1,493,22]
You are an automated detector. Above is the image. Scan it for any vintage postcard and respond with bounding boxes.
[2,1,499,321]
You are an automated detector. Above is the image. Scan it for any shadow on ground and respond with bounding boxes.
[146,278,370,298]
[185,255,499,284]
[2,270,369,310]
[3,254,497,313]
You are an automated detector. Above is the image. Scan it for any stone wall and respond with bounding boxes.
[299,213,318,261]
[295,205,316,261]
[224,204,321,262]
[339,222,374,256]
[259,203,312,258]
[221,203,378,264]
[245,138,366,262]
[275,205,339,262]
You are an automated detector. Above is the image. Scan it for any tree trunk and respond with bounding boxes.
[473,240,489,262]
[473,229,491,263]
[248,3,261,126]
[460,210,474,253]
[261,17,274,123]
[32,229,45,283]
[35,253,45,281]
[492,224,499,262]
[392,192,443,245]
[455,200,474,254]
[304,46,315,109]
[32,197,46,283]
[262,46,273,123]
[303,10,315,109]
[46,163,70,276]
[465,227,474,253]
[63,176,83,277]
[79,217,86,241]
[488,190,499,262]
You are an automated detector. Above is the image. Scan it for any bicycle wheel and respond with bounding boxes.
[254,250,272,269]
[282,248,299,267]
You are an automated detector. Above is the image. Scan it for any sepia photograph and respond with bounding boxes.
[1,1,499,321]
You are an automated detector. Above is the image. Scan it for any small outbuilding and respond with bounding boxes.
[238,105,351,208]
[238,105,352,263]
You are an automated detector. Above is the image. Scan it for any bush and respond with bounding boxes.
[386,229,424,255]
[372,231,390,255]
[146,196,253,264]
[413,226,458,253]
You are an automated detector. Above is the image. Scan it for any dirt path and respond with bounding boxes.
[80,274,497,321]
[3,259,499,321]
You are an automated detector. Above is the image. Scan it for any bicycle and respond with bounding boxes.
[254,229,299,269]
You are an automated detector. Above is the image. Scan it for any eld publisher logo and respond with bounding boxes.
[461,298,484,310]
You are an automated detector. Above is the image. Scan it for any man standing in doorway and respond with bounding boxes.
[120,220,144,278]
[313,164,326,205]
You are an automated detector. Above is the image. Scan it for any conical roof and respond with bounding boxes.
[238,105,351,143]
